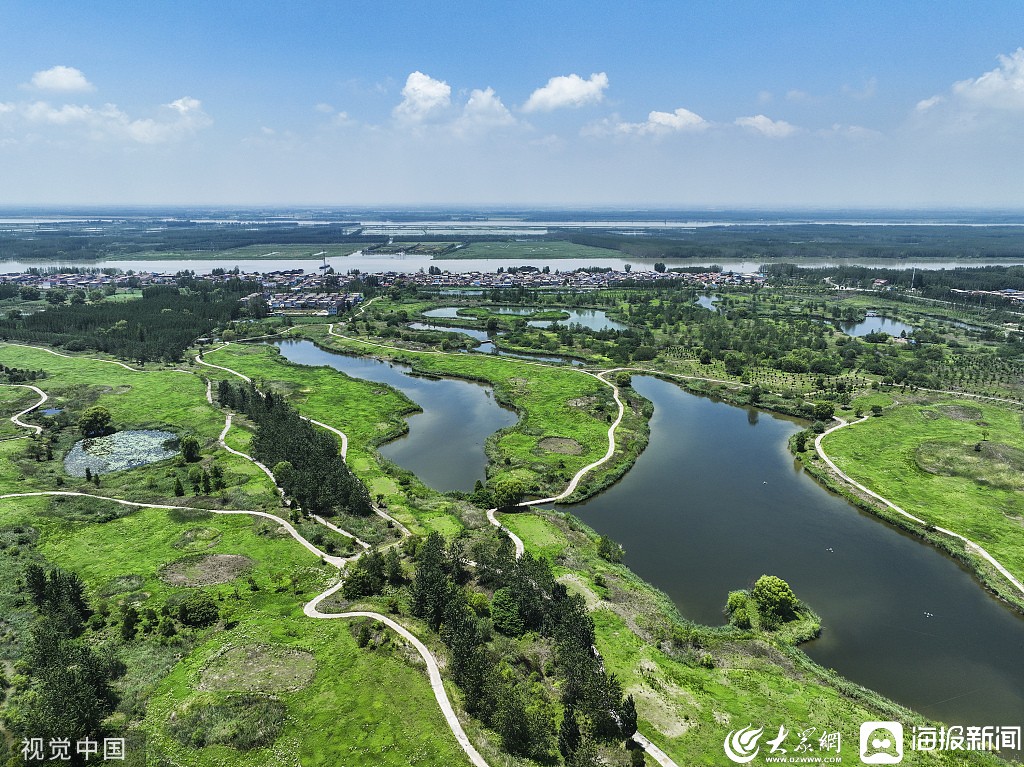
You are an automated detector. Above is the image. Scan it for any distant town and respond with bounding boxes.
[0,264,768,312]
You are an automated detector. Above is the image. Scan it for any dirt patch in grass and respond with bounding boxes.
[200,644,317,693]
[158,554,253,586]
[538,436,583,455]
[173,527,223,552]
[915,441,1024,491]
[923,404,983,422]
[568,396,597,408]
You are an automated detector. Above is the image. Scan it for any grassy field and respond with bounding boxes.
[125,243,365,261]
[1,330,1018,766]
[298,324,649,501]
[0,385,37,439]
[441,240,621,260]
[821,397,1024,584]
[0,343,275,509]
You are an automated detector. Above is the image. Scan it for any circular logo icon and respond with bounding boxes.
[724,725,764,763]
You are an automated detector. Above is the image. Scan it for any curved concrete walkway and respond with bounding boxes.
[816,417,1024,599]
[5,383,48,435]
[304,579,490,767]
[8,330,676,767]
[0,490,351,568]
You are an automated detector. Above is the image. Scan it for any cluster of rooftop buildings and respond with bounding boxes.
[0,265,764,294]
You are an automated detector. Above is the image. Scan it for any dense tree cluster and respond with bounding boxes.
[5,566,121,766]
[217,380,372,516]
[0,282,258,362]
[0,364,47,383]
[403,532,637,762]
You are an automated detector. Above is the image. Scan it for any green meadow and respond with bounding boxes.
[822,397,1024,584]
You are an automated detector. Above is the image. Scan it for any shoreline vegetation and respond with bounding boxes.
[1,262,1023,765]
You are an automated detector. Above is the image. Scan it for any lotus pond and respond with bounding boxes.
[64,429,178,477]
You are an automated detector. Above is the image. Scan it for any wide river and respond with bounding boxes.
[275,341,1024,732]
[3,254,1023,276]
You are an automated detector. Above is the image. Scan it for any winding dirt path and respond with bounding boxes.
[816,417,1024,598]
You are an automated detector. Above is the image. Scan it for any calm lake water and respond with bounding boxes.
[424,305,627,331]
[566,376,1024,730]
[270,342,1024,732]
[274,340,515,492]
[407,322,490,342]
[842,316,916,337]
[527,308,627,331]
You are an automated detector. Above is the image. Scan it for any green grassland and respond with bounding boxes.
[0,325,1017,766]
[0,386,36,439]
[296,324,649,502]
[441,240,621,260]
[821,398,1024,584]
[0,343,275,509]
[125,243,365,261]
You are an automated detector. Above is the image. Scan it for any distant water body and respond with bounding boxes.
[3,254,1023,276]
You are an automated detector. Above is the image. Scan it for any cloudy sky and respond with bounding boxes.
[2,1,1024,208]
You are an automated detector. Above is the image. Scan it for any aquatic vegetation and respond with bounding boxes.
[64,429,178,477]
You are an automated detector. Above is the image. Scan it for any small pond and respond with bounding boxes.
[408,322,491,342]
[41,408,63,416]
[842,316,915,338]
[527,308,627,331]
[473,342,584,366]
[696,295,720,312]
[64,429,178,477]
[422,307,465,319]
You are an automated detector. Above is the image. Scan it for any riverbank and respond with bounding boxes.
[804,398,1024,615]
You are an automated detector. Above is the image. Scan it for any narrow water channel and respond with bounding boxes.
[568,376,1024,730]
[275,340,516,492]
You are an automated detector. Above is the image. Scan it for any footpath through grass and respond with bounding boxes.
[295,324,649,502]
[822,397,1024,586]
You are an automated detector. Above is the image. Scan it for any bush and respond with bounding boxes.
[180,435,201,463]
[491,588,524,637]
[167,694,285,751]
[597,535,624,563]
[177,592,219,627]
[752,575,799,624]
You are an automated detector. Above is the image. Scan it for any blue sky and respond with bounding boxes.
[2,1,1024,207]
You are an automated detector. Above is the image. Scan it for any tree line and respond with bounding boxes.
[0,281,257,362]
[217,380,372,517]
[346,530,640,765]
[4,566,121,766]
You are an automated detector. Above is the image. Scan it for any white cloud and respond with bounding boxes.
[522,72,608,112]
[615,107,708,135]
[28,65,95,93]
[735,114,798,137]
[453,87,516,134]
[122,97,210,143]
[952,48,1024,109]
[757,90,773,105]
[842,77,877,100]
[8,96,210,144]
[314,102,335,114]
[393,71,451,122]
[916,95,944,112]
[823,123,883,140]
